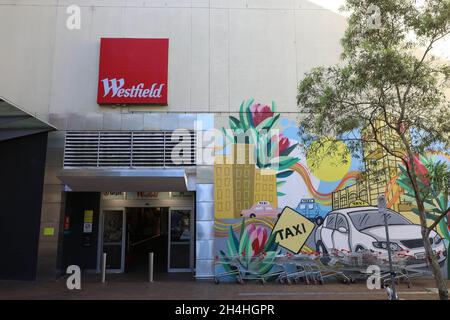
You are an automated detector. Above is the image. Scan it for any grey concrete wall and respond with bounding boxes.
[36,131,66,280]
[0,0,346,120]
[0,0,347,280]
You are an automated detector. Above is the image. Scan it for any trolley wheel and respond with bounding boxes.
[261,279,266,285]
[278,278,285,284]
[237,278,244,284]
[214,278,219,284]
[294,278,300,284]
[287,278,292,285]
[319,278,324,285]
[350,278,356,284]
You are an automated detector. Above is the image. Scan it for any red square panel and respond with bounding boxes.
[97,38,168,105]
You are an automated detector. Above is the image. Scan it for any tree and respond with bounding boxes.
[297,0,450,299]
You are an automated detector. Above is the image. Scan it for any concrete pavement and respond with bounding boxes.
[0,274,447,300]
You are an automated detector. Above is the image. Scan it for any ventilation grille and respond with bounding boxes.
[64,131,196,168]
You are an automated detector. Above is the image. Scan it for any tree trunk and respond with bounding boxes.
[416,202,448,300]
[403,151,448,300]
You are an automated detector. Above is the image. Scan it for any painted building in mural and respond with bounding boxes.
[332,119,410,212]
[0,0,448,283]
[215,144,278,219]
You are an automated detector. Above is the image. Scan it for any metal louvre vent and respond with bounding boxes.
[64,131,196,168]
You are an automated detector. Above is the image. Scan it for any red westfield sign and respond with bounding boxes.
[97,38,168,105]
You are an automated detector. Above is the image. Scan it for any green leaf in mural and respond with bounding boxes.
[276,170,294,178]
[239,219,246,243]
[226,238,237,257]
[222,127,235,143]
[263,231,278,252]
[259,251,279,274]
[255,116,276,131]
[228,225,239,254]
[397,163,410,179]
[438,193,447,212]
[280,143,298,157]
[261,113,280,131]
[277,192,286,196]
[246,109,254,129]
[276,181,286,187]
[229,116,241,131]
[270,156,299,171]
[239,228,249,256]
[396,179,414,194]
[218,250,232,273]
[239,98,254,131]
[271,101,277,113]
[245,233,253,267]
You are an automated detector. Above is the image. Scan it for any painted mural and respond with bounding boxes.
[214,98,450,282]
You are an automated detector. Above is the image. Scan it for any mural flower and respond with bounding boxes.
[222,98,299,196]
[217,220,279,277]
[271,134,290,155]
[250,103,274,127]
[410,155,430,185]
[248,224,269,256]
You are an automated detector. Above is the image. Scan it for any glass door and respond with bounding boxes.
[168,208,193,272]
[101,209,126,272]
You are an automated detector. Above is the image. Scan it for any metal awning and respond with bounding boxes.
[58,168,190,192]
[0,97,56,141]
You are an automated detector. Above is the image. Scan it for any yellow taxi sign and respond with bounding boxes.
[349,200,369,207]
[272,207,315,253]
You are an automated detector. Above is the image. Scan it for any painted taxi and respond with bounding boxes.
[240,201,282,218]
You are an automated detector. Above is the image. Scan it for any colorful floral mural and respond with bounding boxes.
[214,98,449,282]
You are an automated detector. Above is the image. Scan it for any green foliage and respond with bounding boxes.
[297,0,450,158]
[397,154,449,240]
[223,98,300,185]
[217,221,280,276]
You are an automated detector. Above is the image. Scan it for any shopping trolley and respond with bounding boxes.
[214,254,244,284]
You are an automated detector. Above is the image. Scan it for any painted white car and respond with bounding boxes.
[315,207,447,267]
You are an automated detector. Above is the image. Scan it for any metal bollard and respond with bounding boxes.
[101,252,107,283]
[149,252,154,283]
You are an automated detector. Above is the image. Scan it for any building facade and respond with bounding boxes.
[9,0,432,281]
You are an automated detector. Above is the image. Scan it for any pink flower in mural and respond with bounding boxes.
[409,155,429,185]
[271,134,290,155]
[247,224,269,256]
[250,103,274,127]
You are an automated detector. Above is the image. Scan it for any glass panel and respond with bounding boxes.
[169,210,191,269]
[170,210,191,242]
[102,210,123,270]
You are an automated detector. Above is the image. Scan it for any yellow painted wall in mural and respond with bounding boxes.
[215,144,278,219]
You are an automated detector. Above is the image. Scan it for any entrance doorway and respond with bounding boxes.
[168,209,194,272]
[125,207,168,274]
[99,206,194,275]
[101,209,125,272]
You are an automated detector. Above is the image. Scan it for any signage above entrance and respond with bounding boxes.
[101,192,194,200]
[97,38,169,105]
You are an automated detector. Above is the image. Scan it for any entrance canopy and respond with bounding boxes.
[0,97,56,141]
[58,168,191,192]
